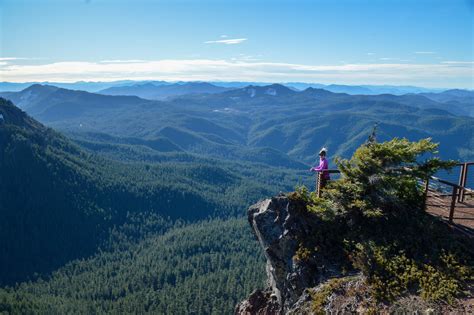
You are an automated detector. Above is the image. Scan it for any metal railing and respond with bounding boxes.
[425,175,473,224]
[314,161,473,224]
[457,162,473,202]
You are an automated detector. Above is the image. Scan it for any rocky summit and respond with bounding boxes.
[235,194,474,314]
[235,194,353,314]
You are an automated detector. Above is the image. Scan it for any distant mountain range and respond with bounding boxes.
[283,82,449,95]
[0,84,149,121]
[417,89,474,116]
[2,80,468,95]
[99,82,232,100]
[1,83,473,163]
[0,80,169,93]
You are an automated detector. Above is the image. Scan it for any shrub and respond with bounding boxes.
[328,137,456,218]
[296,136,472,304]
[310,277,350,314]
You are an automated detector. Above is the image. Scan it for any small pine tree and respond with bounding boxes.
[326,137,456,218]
[299,136,471,304]
[366,122,378,146]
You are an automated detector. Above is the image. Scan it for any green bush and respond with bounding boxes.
[327,137,456,218]
[300,137,472,303]
[310,277,350,314]
[351,242,471,303]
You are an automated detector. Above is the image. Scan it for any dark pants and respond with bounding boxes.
[320,177,328,189]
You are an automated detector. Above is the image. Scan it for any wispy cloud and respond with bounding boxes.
[378,57,412,62]
[231,53,261,61]
[367,52,376,56]
[441,61,474,64]
[204,38,247,45]
[0,57,30,61]
[0,59,472,88]
[100,59,147,63]
[414,51,436,54]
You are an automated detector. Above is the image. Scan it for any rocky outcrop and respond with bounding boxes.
[234,289,280,315]
[235,194,474,314]
[235,194,341,314]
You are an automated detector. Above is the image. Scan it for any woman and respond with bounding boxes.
[310,148,330,188]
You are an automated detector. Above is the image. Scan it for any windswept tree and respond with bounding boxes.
[293,136,471,303]
[326,137,456,218]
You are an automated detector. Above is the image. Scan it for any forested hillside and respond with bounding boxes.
[99,82,232,100]
[0,218,265,315]
[0,81,472,314]
[2,84,472,165]
[0,98,297,288]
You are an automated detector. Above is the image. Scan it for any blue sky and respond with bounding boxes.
[1,0,473,88]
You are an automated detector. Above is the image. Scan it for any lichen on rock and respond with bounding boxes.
[236,194,349,314]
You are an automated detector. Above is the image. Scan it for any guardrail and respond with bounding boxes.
[314,162,473,224]
[425,175,473,223]
[457,162,473,202]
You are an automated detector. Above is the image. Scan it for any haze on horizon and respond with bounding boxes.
[0,0,473,89]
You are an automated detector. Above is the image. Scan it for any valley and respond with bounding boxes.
[0,82,473,314]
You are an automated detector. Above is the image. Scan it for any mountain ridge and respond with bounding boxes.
[99,81,233,100]
[1,84,473,164]
[2,80,462,94]
[0,97,297,285]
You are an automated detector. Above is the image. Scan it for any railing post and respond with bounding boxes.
[458,163,467,202]
[449,186,457,223]
[315,171,318,193]
[316,172,322,198]
[461,163,468,202]
[423,178,429,212]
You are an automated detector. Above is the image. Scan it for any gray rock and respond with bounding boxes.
[234,289,280,315]
[238,194,332,314]
[236,194,474,314]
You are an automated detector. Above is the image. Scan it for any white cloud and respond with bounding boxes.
[0,57,30,61]
[100,59,147,63]
[414,51,436,54]
[441,61,474,64]
[235,53,260,61]
[0,57,44,61]
[0,59,472,88]
[204,38,247,45]
[367,53,375,56]
[220,35,228,38]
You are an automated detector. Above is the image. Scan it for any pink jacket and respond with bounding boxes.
[310,158,330,179]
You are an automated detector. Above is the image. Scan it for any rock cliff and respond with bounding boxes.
[235,194,474,314]
[235,194,346,314]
